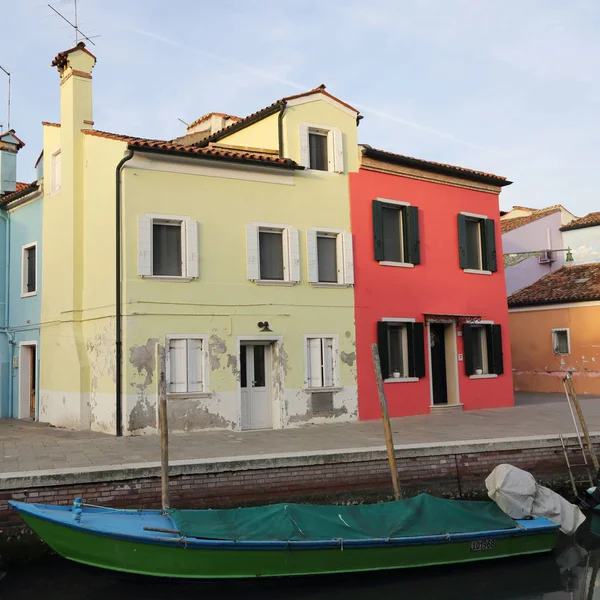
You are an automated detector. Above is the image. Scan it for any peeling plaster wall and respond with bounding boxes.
[122,312,358,435]
[510,305,600,394]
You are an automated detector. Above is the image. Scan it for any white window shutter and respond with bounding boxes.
[333,128,344,173]
[323,338,335,387]
[185,219,199,279]
[245,224,260,281]
[307,338,323,387]
[288,227,301,282]
[169,339,187,393]
[299,123,310,168]
[306,230,318,283]
[187,339,203,392]
[137,216,152,276]
[343,232,354,285]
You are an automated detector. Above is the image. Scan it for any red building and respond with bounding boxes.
[350,147,514,419]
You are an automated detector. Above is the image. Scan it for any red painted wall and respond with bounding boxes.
[350,168,514,419]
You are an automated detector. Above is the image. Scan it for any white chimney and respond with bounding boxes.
[0,129,24,195]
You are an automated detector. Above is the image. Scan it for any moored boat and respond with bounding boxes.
[9,493,559,579]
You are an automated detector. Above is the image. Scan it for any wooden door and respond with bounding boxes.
[29,345,36,419]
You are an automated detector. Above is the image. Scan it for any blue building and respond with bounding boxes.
[0,130,42,419]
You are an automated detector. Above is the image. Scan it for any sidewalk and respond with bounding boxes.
[1,393,599,475]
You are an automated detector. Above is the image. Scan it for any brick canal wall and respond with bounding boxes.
[0,434,596,562]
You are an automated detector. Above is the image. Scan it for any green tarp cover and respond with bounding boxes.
[168,494,517,542]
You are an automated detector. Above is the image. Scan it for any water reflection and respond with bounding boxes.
[2,539,600,600]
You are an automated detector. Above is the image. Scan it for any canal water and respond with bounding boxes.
[1,537,600,600]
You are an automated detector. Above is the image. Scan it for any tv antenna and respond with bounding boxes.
[48,0,100,46]
[0,65,9,130]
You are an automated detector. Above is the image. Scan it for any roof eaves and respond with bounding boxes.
[361,146,512,187]
[0,182,39,208]
[127,141,301,170]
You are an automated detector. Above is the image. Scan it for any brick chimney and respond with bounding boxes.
[0,130,24,195]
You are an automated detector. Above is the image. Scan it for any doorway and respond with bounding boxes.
[240,343,273,430]
[19,342,37,419]
[427,322,460,407]
[430,324,448,405]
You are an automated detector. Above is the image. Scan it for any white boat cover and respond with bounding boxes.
[485,464,585,535]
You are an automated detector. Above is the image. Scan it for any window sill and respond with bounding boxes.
[167,392,211,400]
[303,387,342,393]
[142,276,193,282]
[379,261,414,269]
[469,373,498,379]
[21,291,37,298]
[384,377,419,383]
[463,269,492,276]
[303,169,340,175]
[254,280,297,286]
[310,282,350,288]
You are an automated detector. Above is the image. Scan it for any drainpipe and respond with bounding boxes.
[115,148,134,437]
[277,101,286,158]
[0,209,14,418]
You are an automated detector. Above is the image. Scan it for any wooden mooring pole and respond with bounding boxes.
[158,347,170,511]
[564,375,599,472]
[371,343,402,500]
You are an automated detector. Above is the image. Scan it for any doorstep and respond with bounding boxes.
[429,403,464,415]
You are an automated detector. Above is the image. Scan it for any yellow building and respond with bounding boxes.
[40,43,359,435]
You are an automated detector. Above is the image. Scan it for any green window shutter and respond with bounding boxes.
[487,324,504,375]
[457,214,468,269]
[405,206,421,265]
[376,321,390,379]
[485,219,497,272]
[407,322,426,378]
[462,324,475,376]
[372,200,384,261]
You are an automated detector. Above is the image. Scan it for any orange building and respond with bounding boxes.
[508,264,600,395]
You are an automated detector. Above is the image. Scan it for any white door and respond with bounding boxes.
[240,344,272,430]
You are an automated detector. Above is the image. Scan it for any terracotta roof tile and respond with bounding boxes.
[560,212,600,232]
[0,181,38,206]
[508,264,600,307]
[361,146,510,186]
[42,122,60,128]
[501,207,561,233]
[82,128,299,168]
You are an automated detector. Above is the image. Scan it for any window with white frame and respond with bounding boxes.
[245,224,300,283]
[22,243,37,295]
[51,149,61,194]
[462,323,504,376]
[137,215,198,279]
[458,213,497,273]
[306,229,354,285]
[167,337,206,394]
[306,336,336,388]
[377,320,426,380]
[372,200,420,265]
[299,123,344,172]
[553,329,570,355]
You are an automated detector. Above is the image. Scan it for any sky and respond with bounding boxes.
[2,0,600,214]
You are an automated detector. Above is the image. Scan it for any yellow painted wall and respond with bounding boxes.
[510,305,600,394]
[40,85,360,435]
[283,99,360,173]
[217,112,279,151]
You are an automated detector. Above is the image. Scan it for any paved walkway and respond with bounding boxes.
[1,393,599,474]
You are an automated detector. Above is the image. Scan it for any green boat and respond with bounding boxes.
[9,493,559,579]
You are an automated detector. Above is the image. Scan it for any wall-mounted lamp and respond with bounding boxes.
[258,321,272,332]
[566,248,574,262]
